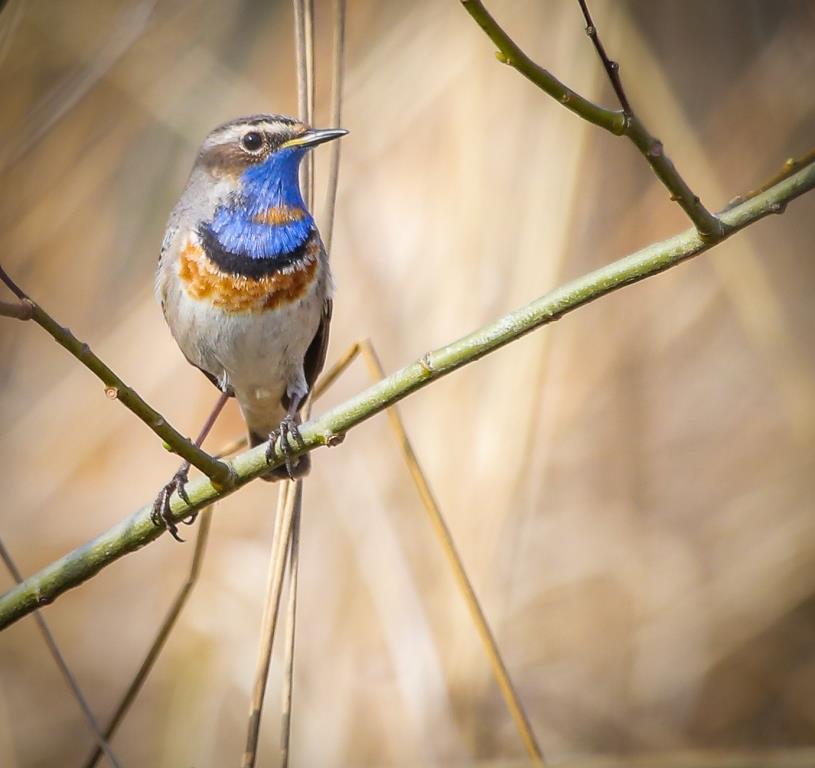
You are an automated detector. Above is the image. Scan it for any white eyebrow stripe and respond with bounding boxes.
[203,119,303,149]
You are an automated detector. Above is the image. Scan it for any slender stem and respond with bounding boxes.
[0,539,122,768]
[293,0,315,209]
[0,266,235,488]
[459,0,726,240]
[0,159,813,631]
[312,341,361,399]
[575,0,631,114]
[82,507,215,768]
[460,0,624,132]
[360,340,544,763]
[725,147,815,210]
[305,0,314,206]
[279,491,302,768]
[244,4,319,766]
[241,481,300,768]
[322,0,346,255]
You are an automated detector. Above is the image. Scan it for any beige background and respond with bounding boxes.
[1,1,814,765]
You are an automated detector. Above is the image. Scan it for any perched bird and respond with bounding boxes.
[155,114,346,538]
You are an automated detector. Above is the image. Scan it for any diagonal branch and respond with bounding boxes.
[576,0,631,114]
[0,266,236,488]
[459,0,727,240]
[0,538,122,768]
[0,158,813,631]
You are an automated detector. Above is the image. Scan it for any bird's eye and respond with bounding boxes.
[241,131,264,152]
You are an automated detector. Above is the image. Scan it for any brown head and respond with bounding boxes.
[197,114,346,179]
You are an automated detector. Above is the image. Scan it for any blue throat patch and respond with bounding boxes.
[200,147,315,276]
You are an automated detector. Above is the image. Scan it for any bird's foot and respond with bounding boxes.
[265,415,306,479]
[151,464,195,542]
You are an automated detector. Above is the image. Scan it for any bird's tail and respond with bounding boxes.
[249,430,311,482]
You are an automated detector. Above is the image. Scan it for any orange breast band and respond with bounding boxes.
[178,241,318,313]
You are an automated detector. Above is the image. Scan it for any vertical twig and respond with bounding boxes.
[278,2,317,762]
[242,481,300,768]
[0,539,122,768]
[322,0,347,255]
[279,489,302,768]
[294,0,316,208]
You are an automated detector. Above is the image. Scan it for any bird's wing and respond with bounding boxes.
[303,298,332,401]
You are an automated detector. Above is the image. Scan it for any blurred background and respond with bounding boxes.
[1,0,814,766]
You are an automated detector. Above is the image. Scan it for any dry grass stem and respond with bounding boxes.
[82,506,215,768]
[0,538,122,768]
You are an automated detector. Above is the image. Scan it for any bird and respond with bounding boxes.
[154,114,347,539]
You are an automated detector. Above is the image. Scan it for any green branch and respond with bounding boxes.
[0,267,235,488]
[460,0,726,240]
[1,158,813,632]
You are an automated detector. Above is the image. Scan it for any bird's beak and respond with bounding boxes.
[280,128,348,150]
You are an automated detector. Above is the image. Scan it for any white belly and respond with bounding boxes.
[163,269,326,437]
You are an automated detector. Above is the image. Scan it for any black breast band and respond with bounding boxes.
[197,223,313,278]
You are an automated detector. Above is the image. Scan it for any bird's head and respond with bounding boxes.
[194,114,346,263]
[199,114,346,204]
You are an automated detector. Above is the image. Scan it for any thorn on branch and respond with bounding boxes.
[324,432,345,448]
[419,353,436,374]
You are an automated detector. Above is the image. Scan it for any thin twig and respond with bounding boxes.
[242,481,300,768]
[1,158,813,631]
[0,538,122,768]
[305,0,315,207]
[293,0,315,208]
[279,490,302,768]
[213,435,248,459]
[83,394,227,766]
[359,340,544,764]
[81,506,215,768]
[575,0,631,114]
[312,340,361,399]
[270,4,316,762]
[725,147,815,210]
[322,0,347,255]
[0,265,235,488]
[459,0,726,240]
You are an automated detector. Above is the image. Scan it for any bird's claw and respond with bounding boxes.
[265,415,305,479]
[151,465,195,542]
